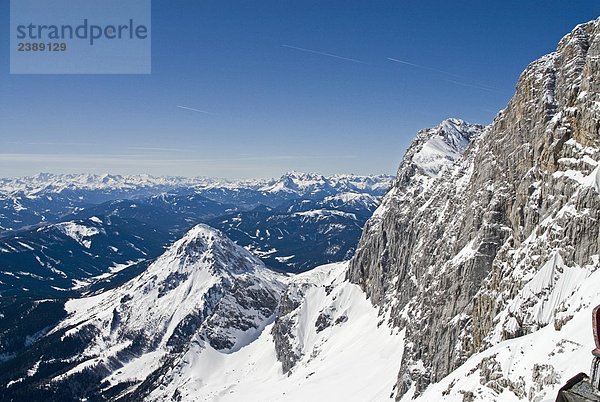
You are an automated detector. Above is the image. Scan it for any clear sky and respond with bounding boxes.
[1,1,599,178]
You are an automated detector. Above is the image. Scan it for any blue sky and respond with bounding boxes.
[1,1,599,178]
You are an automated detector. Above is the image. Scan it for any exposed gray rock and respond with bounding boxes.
[272,314,301,374]
[271,266,353,376]
[271,281,310,374]
[348,18,600,399]
[315,312,333,333]
[529,364,561,400]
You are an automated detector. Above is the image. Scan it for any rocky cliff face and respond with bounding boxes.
[348,18,600,399]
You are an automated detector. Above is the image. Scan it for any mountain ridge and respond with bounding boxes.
[0,172,393,197]
[348,16,600,400]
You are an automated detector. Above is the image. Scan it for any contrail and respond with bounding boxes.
[282,44,368,65]
[387,57,506,94]
[387,57,461,78]
[176,105,215,115]
[445,79,505,94]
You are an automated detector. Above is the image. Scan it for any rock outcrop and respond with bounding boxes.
[348,18,600,399]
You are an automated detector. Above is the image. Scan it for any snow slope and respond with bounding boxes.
[410,266,600,402]
[11,226,403,401]
[144,262,404,402]
[55,221,102,249]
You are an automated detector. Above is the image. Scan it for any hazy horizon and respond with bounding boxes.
[0,169,396,180]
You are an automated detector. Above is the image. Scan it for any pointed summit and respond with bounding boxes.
[409,118,485,178]
[45,224,284,396]
[165,224,269,275]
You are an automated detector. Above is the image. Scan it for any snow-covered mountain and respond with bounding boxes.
[0,215,167,297]
[348,17,600,401]
[0,173,273,197]
[1,225,284,400]
[0,172,391,233]
[408,118,484,178]
[0,228,402,402]
[0,172,391,296]
[416,267,600,402]
[144,262,403,402]
[0,172,391,200]
[259,171,391,198]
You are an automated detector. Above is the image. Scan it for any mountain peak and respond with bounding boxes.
[44,224,284,393]
[281,171,323,180]
[349,17,600,400]
[165,224,266,276]
[403,118,485,179]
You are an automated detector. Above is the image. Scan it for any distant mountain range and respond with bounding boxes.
[0,172,392,298]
